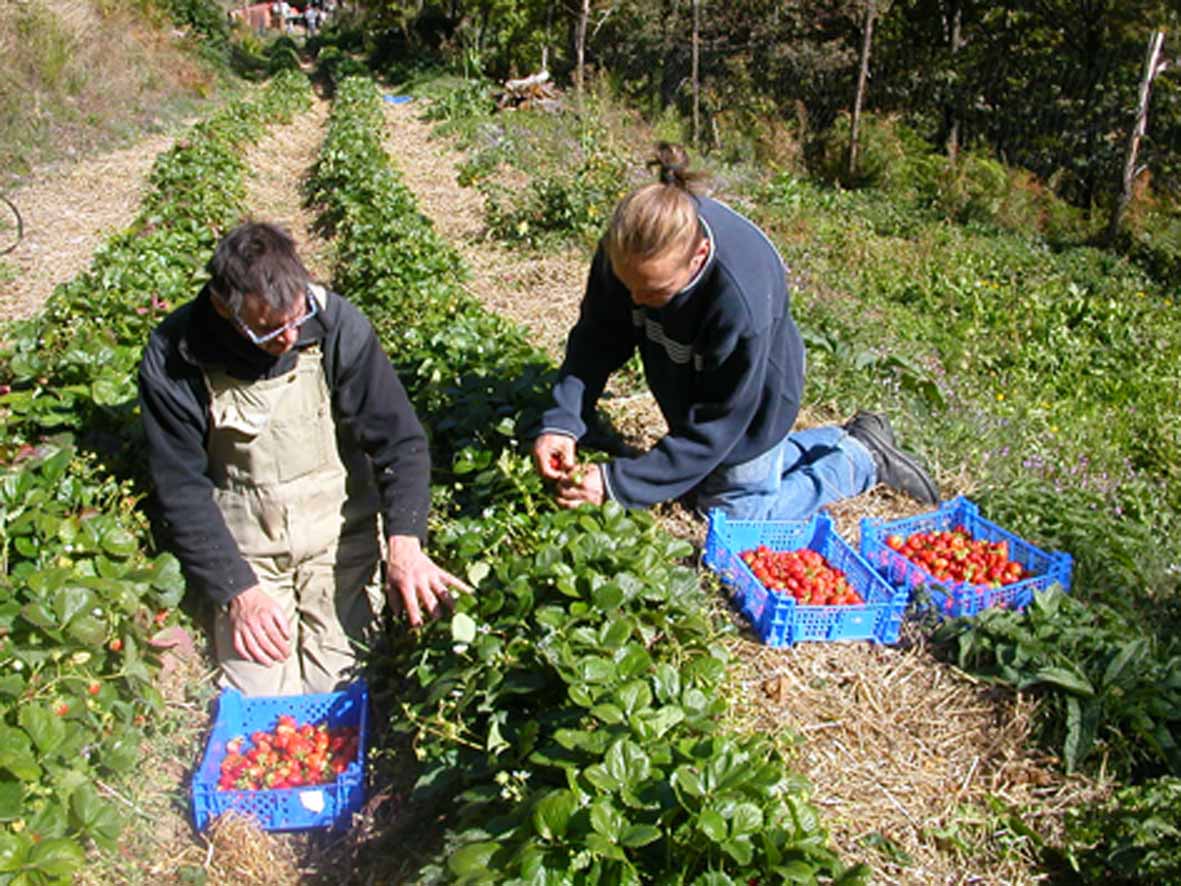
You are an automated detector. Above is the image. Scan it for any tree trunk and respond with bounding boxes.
[692,0,701,147]
[575,0,590,104]
[1106,30,1167,244]
[848,1,876,180]
[944,0,963,163]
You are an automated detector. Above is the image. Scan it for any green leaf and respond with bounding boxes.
[592,583,624,610]
[19,705,65,756]
[0,832,27,872]
[636,705,684,740]
[451,612,477,644]
[447,841,501,878]
[1101,640,1145,689]
[722,837,753,865]
[465,561,491,587]
[66,614,107,647]
[620,823,661,848]
[19,602,56,630]
[100,527,137,558]
[606,740,650,789]
[0,727,41,781]
[584,833,626,861]
[27,837,85,877]
[578,656,616,684]
[101,731,140,773]
[590,799,625,841]
[615,645,652,680]
[599,616,634,650]
[671,766,705,798]
[651,663,681,703]
[699,808,727,842]
[583,763,622,793]
[777,860,828,882]
[52,586,93,626]
[532,790,577,841]
[591,703,625,725]
[0,778,24,821]
[730,802,763,836]
[91,377,126,406]
[149,555,186,596]
[1030,665,1094,696]
[616,680,652,717]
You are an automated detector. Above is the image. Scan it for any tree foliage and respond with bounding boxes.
[371,0,1181,206]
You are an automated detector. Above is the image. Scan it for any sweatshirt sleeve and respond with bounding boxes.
[603,313,771,509]
[539,247,636,439]
[138,332,258,607]
[328,299,431,541]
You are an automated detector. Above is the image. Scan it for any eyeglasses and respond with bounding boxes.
[228,289,318,345]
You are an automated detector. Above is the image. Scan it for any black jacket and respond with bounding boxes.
[138,285,430,606]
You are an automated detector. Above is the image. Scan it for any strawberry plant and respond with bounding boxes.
[0,70,312,881]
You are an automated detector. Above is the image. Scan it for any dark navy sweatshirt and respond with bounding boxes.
[540,196,806,508]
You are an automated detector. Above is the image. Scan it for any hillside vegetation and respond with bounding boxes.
[0,0,226,190]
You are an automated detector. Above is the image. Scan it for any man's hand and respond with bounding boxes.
[533,433,577,481]
[386,535,472,628]
[555,463,606,508]
[227,585,292,666]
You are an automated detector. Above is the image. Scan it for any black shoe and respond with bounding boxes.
[843,410,897,449]
[844,411,939,505]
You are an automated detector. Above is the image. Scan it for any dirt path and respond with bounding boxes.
[1,132,181,321]
[242,94,333,278]
[379,100,589,363]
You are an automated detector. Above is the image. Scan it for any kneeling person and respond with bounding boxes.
[139,222,467,695]
[532,144,938,519]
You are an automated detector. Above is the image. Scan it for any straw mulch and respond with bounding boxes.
[241,92,333,280]
[1,131,181,321]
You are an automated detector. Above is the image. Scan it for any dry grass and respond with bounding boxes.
[0,0,215,185]
[379,99,590,363]
[0,0,222,320]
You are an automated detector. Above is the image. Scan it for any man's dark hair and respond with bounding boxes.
[207,222,310,314]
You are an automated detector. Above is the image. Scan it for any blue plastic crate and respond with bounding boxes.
[191,680,368,832]
[702,510,908,647]
[859,496,1073,618]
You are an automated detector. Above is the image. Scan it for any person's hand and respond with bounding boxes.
[533,433,577,481]
[386,535,472,628]
[555,463,606,508]
[227,585,291,666]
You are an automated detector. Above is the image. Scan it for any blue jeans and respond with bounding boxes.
[695,426,876,521]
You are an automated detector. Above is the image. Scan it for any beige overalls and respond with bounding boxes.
[204,317,385,696]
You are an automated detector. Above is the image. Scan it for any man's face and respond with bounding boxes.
[215,293,310,357]
[610,237,710,309]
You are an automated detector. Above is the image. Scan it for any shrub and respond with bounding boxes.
[815,111,910,190]
[1063,777,1181,883]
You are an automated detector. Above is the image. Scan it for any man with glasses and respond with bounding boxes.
[138,222,468,695]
